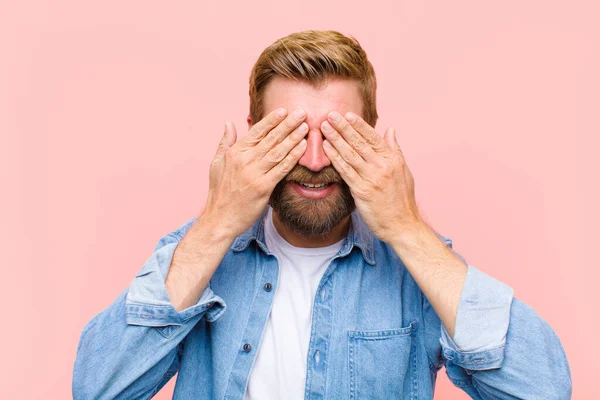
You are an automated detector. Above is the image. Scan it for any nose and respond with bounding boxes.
[297,127,331,172]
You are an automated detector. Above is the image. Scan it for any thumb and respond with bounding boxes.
[216,121,237,156]
[384,127,406,160]
[384,127,397,149]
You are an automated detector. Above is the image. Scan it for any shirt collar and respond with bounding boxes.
[231,206,376,266]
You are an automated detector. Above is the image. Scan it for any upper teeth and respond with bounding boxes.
[299,182,328,188]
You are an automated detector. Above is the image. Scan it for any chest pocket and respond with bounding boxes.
[348,320,418,399]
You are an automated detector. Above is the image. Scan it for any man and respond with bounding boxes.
[73,30,572,399]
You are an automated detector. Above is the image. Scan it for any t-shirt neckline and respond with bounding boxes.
[264,207,345,256]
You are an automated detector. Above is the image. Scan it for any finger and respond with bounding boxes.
[326,111,377,162]
[265,139,307,184]
[322,139,362,187]
[384,126,395,149]
[215,121,237,158]
[254,108,307,158]
[259,121,309,170]
[344,112,389,154]
[240,108,288,149]
[321,120,369,174]
[384,127,406,161]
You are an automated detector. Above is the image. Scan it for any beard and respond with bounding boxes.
[269,164,355,238]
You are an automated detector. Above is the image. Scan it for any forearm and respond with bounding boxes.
[389,220,467,338]
[166,214,235,311]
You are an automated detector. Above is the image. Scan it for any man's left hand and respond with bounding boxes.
[321,111,424,243]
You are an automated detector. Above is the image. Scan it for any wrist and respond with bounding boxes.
[192,213,238,247]
[388,218,439,253]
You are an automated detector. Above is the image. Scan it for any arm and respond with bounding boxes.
[72,218,228,400]
[319,109,572,398]
[73,108,309,399]
[389,221,467,337]
[166,215,236,311]
[418,237,572,399]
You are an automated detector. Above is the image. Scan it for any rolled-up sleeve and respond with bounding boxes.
[439,265,514,370]
[73,218,227,399]
[425,237,572,399]
[126,238,226,331]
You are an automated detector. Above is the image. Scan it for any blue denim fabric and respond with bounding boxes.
[73,207,572,399]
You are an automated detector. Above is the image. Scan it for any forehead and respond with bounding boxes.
[262,76,364,120]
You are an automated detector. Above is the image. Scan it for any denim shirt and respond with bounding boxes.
[73,207,572,399]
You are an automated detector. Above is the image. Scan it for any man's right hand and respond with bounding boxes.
[165,108,308,311]
[200,107,308,239]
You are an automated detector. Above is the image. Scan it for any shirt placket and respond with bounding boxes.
[303,258,338,400]
[224,254,280,400]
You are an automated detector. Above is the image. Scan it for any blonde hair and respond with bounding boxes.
[249,30,378,126]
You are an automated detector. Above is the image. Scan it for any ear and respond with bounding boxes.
[247,114,253,130]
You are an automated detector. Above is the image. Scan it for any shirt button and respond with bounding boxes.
[314,350,321,364]
[243,343,252,352]
[320,288,326,301]
[264,282,272,292]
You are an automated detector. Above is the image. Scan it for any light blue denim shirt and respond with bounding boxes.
[73,207,572,399]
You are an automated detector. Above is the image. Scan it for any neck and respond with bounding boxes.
[271,210,351,248]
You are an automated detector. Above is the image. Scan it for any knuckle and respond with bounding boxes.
[353,119,365,129]
[262,133,278,148]
[282,152,299,170]
[328,129,341,141]
[384,165,394,179]
[350,137,366,149]
[341,122,354,135]
[293,142,306,155]
[371,178,383,190]
[339,163,352,176]
[330,150,341,162]
[279,158,293,173]
[343,150,357,162]
[252,120,275,138]
[284,117,298,129]
[224,147,237,161]
[368,131,380,145]
[267,148,283,163]
[356,186,369,198]
[294,126,308,139]
[261,113,279,128]
[251,127,267,140]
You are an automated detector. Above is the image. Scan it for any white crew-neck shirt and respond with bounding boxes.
[243,207,345,400]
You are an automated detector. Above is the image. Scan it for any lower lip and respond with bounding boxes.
[290,182,336,199]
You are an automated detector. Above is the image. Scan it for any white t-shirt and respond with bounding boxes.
[244,207,345,400]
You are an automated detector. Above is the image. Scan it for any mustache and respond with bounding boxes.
[284,165,343,184]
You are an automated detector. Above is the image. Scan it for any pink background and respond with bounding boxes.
[1,0,598,398]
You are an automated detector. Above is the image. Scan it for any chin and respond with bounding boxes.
[270,182,355,237]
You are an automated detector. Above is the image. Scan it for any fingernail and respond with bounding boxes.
[276,108,287,118]
[293,108,306,120]
[328,111,341,122]
[321,121,332,132]
[298,122,308,133]
[323,140,331,149]
[345,112,357,123]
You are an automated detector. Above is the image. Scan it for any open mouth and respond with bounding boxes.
[290,181,336,199]
[294,182,333,189]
